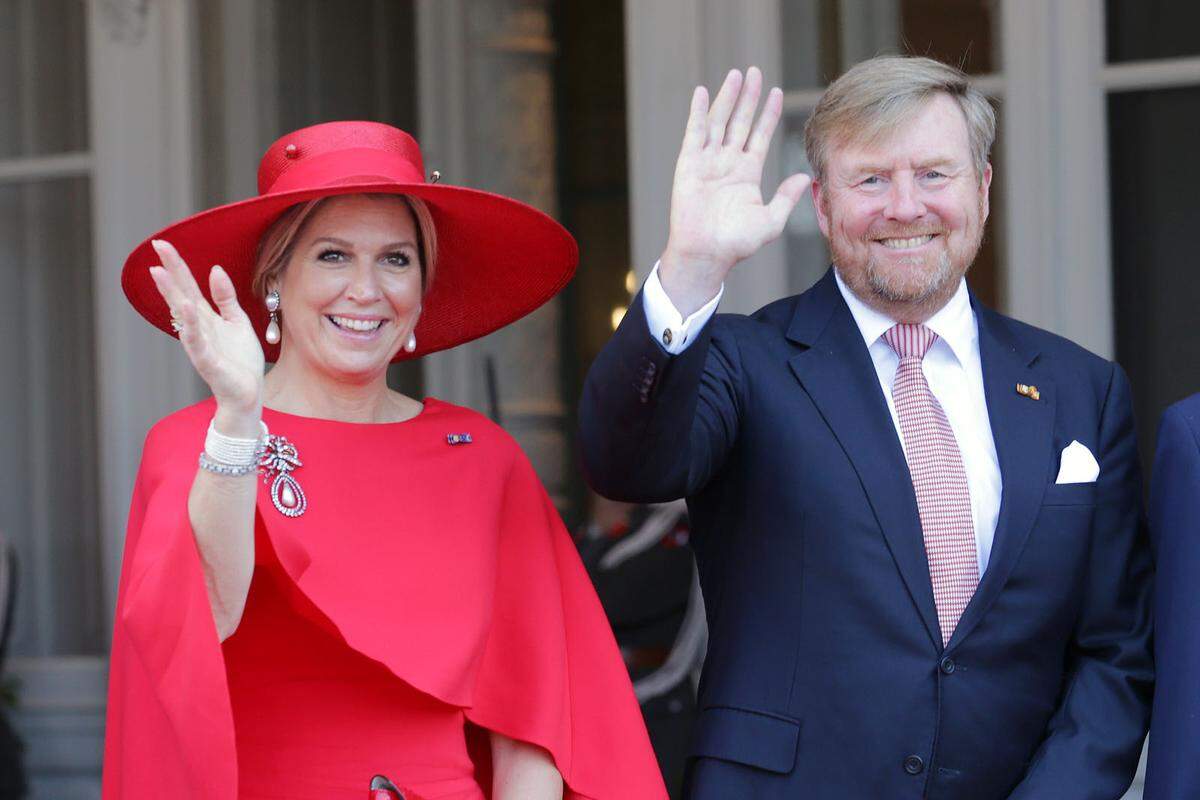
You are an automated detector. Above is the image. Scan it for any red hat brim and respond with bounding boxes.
[121,180,577,361]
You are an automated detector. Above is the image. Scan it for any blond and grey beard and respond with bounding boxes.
[862,248,956,306]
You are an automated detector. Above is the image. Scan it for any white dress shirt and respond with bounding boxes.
[641,261,725,353]
[641,263,1003,573]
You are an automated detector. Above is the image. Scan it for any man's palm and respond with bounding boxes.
[671,154,784,267]
[660,67,812,315]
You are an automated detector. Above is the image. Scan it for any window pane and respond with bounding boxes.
[272,0,418,137]
[1106,0,1200,64]
[781,0,998,89]
[780,1,836,89]
[0,0,89,158]
[899,0,998,75]
[1109,87,1200,472]
[0,176,103,656]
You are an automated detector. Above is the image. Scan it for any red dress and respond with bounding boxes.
[102,398,667,800]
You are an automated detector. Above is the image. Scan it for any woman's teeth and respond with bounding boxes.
[328,315,385,332]
[878,235,935,249]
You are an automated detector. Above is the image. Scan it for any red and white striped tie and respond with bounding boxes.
[884,323,979,647]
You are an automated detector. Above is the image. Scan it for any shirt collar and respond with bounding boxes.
[833,268,977,367]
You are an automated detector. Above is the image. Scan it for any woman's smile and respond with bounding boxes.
[325,313,390,339]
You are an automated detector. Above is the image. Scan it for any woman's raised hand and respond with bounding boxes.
[149,239,265,422]
[659,67,812,317]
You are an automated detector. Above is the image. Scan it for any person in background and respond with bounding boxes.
[0,532,24,798]
[577,497,703,799]
[1144,392,1200,800]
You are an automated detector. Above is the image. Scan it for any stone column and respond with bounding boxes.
[417,0,568,505]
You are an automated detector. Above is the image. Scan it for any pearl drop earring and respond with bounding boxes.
[403,304,420,353]
[265,290,281,344]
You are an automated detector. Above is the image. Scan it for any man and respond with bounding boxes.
[579,56,1152,799]
[1145,393,1200,799]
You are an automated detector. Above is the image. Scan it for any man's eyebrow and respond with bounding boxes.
[845,157,960,175]
[845,163,891,175]
[914,158,960,171]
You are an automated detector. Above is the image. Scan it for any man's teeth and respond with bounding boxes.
[328,315,384,332]
[878,235,935,249]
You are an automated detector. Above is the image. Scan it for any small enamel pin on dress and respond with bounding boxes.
[259,433,308,517]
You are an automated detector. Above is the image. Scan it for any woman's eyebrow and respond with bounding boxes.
[310,236,417,250]
[311,236,354,248]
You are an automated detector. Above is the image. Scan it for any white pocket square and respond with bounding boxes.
[1056,440,1099,484]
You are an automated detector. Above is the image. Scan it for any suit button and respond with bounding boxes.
[903,755,925,775]
[939,656,956,675]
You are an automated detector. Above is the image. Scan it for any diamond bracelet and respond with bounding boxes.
[198,451,260,477]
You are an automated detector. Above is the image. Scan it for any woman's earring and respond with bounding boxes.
[403,306,420,353]
[265,290,281,345]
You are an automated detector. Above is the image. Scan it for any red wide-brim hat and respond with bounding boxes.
[122,120,577,361]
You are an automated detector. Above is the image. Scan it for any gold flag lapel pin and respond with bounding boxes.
[1016,383,1041,401]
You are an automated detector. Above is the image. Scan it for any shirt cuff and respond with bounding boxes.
[641,261,723,355]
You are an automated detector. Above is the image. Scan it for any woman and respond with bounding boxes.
[103,121,667,800]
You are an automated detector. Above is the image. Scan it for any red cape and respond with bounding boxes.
[102,398,667,799]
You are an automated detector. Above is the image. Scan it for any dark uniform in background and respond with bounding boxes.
[577,501,701,800]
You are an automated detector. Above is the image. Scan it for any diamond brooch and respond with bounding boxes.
[259,434,307,517]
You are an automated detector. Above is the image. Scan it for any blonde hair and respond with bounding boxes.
[251,193,439,299]
[804,55,996,182]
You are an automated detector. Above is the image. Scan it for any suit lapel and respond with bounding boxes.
[946,302,1054,650]
[787,273,942,651]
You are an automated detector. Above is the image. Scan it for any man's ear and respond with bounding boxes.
[979,162,993,224]
[811,180,831,239]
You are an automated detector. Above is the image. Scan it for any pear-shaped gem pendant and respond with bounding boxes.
[259,434,307,517]
[270,471,306,517]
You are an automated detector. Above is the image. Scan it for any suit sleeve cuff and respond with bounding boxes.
[641,260,723,355]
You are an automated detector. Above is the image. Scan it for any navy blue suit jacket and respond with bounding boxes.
[1145,393,1200,799]
[579,271,1152,800]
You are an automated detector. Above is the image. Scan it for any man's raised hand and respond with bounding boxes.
[659,67,812,317]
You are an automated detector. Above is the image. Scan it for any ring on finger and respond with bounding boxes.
[170,317,184,333]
